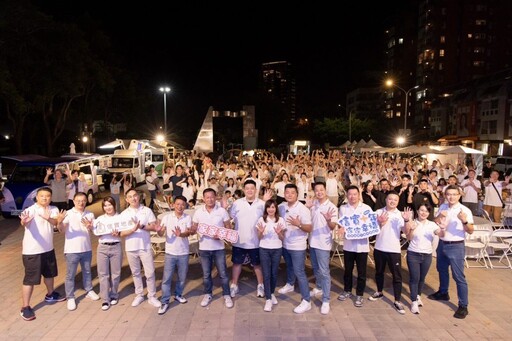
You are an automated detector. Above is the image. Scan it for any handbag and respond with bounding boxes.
[491,182,506,208]
[162,183,170,190]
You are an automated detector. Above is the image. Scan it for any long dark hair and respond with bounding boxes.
[102,196,117,212]
[263,199,279,223]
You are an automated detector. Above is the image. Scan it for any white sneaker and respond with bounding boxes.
[417,295,424,307]
[200,294,212,307]
[148,296,161,308]
[310,288,323,297]
[320,302,330,315]
[293,299,312,314]
[131,295,145,307]
[230,283,239,298]
[175,295,188,304]
[224,295,234,308]
[278,283,295,294]
[264,299,272,312]
[101,302,110,311]
[257,284,265,298]
[271,294,278,305]
[410,301,420,314]
[67,298,76,311]
[110,298,118,305]
[158,303,169,315]
[86,290,100,301]
[337,291,352,301]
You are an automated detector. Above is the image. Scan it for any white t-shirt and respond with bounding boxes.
[192,204,230,251]
[62,208,95,253]
[120,205,156,252]
[484,181,503,207]
[278,201,312,251]
[160,212,192,256]
[230,197,265,249]
[274,182,286,198]
[146,175,156,191]
[309,199,338,251]
[95,214,122,244]
[460,178,481,203]
[338,202,372,253]
[110,181,121,195]
[22,204,59,255]
[407,219,438,254]
[258,216,285,249]
[374,207,404,253]
[326,178,338,197]
[297,181,310,201]
[437,202,474,241]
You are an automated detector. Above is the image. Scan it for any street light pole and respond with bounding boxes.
[386,80,419,135]
[159,87,171,136]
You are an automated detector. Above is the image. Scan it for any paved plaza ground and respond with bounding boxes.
[1,198,512,340]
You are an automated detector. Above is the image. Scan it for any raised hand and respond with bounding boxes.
[19,211,34,226]
[263,188,273,202]
[38,207,52,222]
[274,222,286,235]
[131,217,140,230]
[256,222,266,234]
[173,226,182,237]
[46,168,53,176]
[321,207,336,221]
[457,209,467,223]
[377,211,389,226]
[81,216,93,230]
[286,215,301,228]
[402,207,413,222]
[111,229,120,237]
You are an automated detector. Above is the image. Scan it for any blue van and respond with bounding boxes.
[1,157,100,218]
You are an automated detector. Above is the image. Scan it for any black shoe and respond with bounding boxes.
[427,291,450,301]
[45,291,66,303]
[453,305,468,319]
[20,306,36,321]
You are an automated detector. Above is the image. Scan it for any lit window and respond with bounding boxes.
[399,38,403,44]
[439,63,443,70]
[440,36,446,43]
[476,19,486,26]
[467,33,473,39]
[439,49,445,56]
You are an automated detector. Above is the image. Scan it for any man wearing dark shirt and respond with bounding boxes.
[412,179,439,220]
[396,174,414,211]
[482,160,493,180]
[375,179,392,210]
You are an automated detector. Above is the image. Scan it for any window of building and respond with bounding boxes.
[475,19,487,26]
[467,33,473,39]
[439,63,443,70]
[439,49,445,57]
[396,111,401,117]
[440,36,446,43]
[473,60,485,67]
[398,38,403,44]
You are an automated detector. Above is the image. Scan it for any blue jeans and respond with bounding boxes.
[199,249,229,296]
[259,247,282,300]
[161,254,189,304]
[282,248,310,301]
[65,251,93,299]
[436,241,469,306]
[309,247,331,302]
[406,250,432,301]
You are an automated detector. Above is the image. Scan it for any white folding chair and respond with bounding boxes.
[464,229,490,268]
[485,229,512,269]
[330,239,344,268]
[150,232,166,262]
[481,209,505,230]
[188,234,200,259]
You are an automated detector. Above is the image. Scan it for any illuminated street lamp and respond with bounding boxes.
[156,134,164,143]
[82,136,88,152]
[159,86,171,137]
[396,136,406,146]
[385,80,419,135]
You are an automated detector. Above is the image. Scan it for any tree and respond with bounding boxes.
[312,115,378,145]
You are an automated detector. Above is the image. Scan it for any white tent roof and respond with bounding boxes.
[365,139,379,147]
[434,145,485,154]
[355,139,367,148]
[340,140,352,147]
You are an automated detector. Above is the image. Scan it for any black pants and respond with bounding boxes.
[373,249,402,301]
[343,250,368,296]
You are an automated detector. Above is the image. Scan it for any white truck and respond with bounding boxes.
[107,139,167,187]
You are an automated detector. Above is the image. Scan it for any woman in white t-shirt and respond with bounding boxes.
[92,196,123,310]
[256,199,285,312]
[404,204,439,314]
[180,175,197,203]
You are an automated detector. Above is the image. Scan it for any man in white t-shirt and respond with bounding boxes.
[337,185,373,308]
[307,182,338,315]
[460,169,481,216]
[229,180,272,299]
[192,188,233,309]
[429,185,474,319]
[19,187,67,321]
[157,195,193,315]
[368,191,407,315]
[57,192,100,311]
[120,188,162,309]
[277,184,313,314]
[483,170,508,222]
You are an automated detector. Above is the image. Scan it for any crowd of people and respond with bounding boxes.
[18,149,509,322]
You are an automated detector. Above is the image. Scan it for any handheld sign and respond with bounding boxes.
[197,223,239,243]
[93,216,136,236]
[338,210,379,240]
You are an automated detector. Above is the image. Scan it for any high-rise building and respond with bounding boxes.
[261,61,297,122]
[383,0,512,139]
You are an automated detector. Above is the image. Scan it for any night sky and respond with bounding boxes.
[32,1,406,146]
